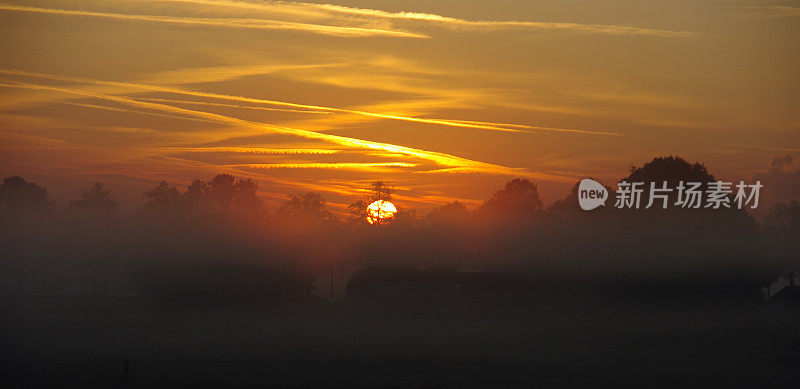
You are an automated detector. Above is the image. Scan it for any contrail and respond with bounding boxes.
[228,162,418,170]
[0,79,534,177]
[446,119,622,137]
[0,69,620,136]
[157,147,342,155]
[152,0,694,37]
[139,98,331,114]
[56,100,220,124]
[0,3,427,38]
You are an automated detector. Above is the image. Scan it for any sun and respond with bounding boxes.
[366,200,397,225]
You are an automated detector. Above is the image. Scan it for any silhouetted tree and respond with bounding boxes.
[393,206,421,228]
[65,183,121,295]
[141,181,184,221]
[184,179,213,217]
[478,178,543,219]
[69,182,118,217]
[0,176,53,216]
[347,200,367,222]
[545,157,715,219]
[182,174,263,220]
[426,201,471,226]
[547,179,613,218]
[278,192,330,222]
[621,156,716,209]
[232,178,263,218]
[625,156,714,183]
[348,180,395,224]
[210,174,236,214]
[617,156,758,236]
[423,202,474,268]
[367,180,393,202]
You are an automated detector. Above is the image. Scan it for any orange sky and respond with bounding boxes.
[1,0,798,212]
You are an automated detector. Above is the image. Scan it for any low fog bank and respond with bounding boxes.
[0,207,790,305]
[1,156,799,386]
[1,156,796,304]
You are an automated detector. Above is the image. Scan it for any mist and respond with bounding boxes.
[1,156,799,387]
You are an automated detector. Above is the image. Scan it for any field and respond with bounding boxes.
[3,286,798,387]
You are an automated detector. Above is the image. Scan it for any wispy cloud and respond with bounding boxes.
[0,76,533,176]
[229,162,418,171]
[446,119,623,137]
[0,3,427,38]
[153,0,693,37]
[740,5,800,19]
[416,167,575,183]
[139,98,331,115]
[0,69,619,136]
[138,63,345,86]
[156,147,342,155]
[56,100,220,124]
[315,3,694,37]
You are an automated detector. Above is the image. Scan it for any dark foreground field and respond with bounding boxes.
[2,289,799,388]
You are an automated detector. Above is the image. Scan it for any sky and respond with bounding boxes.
[1,0,798,213]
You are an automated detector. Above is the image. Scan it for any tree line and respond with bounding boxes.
[1,156,797,301]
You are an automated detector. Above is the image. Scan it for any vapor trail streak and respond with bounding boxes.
[153,0,693,37]
[0,3,427,38]
[0,69,619,136]
[158,147,342,155]
[229,162,418,170]
[0,79,532,176]
[139,98,330,114]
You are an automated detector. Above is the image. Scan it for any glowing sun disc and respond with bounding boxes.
[366,200,397,224]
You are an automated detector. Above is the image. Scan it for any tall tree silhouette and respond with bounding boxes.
[616,156,757,233]
[278,192,330,222]
[478,178,543,219]
[66,183,120,295]
[347,200,368,222]
[141,181,184,221]
[423,201,474,267]
[210,174,237,215]
[620,156,717,210]
[181,174,263,219]
[426,201,471,226]
[232,178,263,218]
[625,156,715,183]
[0,176,53,216]
[367,180,393,202]
[184,179,213,217]
[348,180,394,222]
[69,182,118,218]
